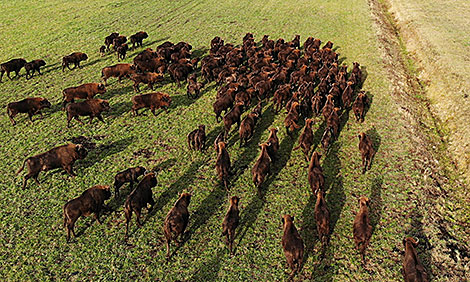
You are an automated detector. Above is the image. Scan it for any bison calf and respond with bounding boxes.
[130,72,164,92]
[62,52,88,71]
[222,196,240,255]
[358,132,375,173]
[403,237,429,282]
[65,99,110,127]
[7,97,51,125]
[187,125,206,152]
[131,92,171,116]
[114,166,146,197]
[164,192,191,259]
[281,215,304,280]
[353,196,372,266]
[99,45,106,57]
[124,173,157,237]
[63,185,111,242]
[24,59,46,79]
[17,143,87,189]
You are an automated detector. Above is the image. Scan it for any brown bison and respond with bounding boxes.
[403,237,429,282]
[101,63,137,85]
[239,112,259,147]
[353,196,372,266]
[223,101,244,139]
[215,141,231,191]
[62,52,88,71]
[281,214,304,280]
[113,35,127,50]
[164,192,191,259]
[105,32,119,51]
[266,128,279,159]
[99,45,106,57]
[252,142,272,194]
[116,43,129,61]
[187,125,206,152]
[352,91,368,122]
[130,72,164,92]
[308,152,324,193]
[284,102,301,136]
[65,99,110,127]
[0,58,27,82]
[24,59,46,79]
[7,97,51,125]
[63,185,111,242]
[130,31,148,49]
[131,92,171,116]
[124,173,157,237]
[114,166,146,197]
[314,189,330,251]
[222,196,240,255]
[62,83,106,108]
[293,118,315,161]
[358,132,375,173]
[17,143,88,189]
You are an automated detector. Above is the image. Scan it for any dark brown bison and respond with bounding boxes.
[0,58,27,82]
[223,101,244,139]
[7,97,51,125]
[113,35,127,50]
[293,118,315,161]
[62,52,88,71]
[17,143,88,189]
[164,192,191,259]
[187,125,206,152]
[124,173,157,237]
[99,45,106,57]
[222,196,240,255]
[65,99,110,127]
[101,63,137,85]
[130,31,148,49]
[24,59,46,79]
[266,128,279,159]
[314,189,330,251]
[321,126,335,153]
[352,91,368,122]
[353,196,372,266]
[130,72,164,92]
[114,166,146,197]
[62,83,106,108]
[252,142,272,194]
[281,214,304,280]
[63,185,111,242]
[308,152,324,193]
[403,237,429,282]
[284,101,301,136]
[358,132,375,173]
[239,112,259,147]
[116,43,129,61]
[216,141,231,191]
[131,92,172,116]
[105,32,119,51]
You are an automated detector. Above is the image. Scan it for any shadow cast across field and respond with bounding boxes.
[79,137,134,170]
[369,176,383,235]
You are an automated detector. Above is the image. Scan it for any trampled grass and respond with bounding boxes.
[0,0,467,281]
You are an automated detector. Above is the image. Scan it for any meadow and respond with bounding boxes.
[0,0,467,281]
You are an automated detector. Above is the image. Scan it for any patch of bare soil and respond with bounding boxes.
[368,0,470,278]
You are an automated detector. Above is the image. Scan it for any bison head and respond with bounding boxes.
[135,166,146,177]
[97,83,106,93]
[403,237,419,248]
[75,144,88,160]
[179,192,191,206]
[80,53,88,61]
[37,60,46,67]
[141,32,148,39]
[40,99,52,109]
[99,100,110,111]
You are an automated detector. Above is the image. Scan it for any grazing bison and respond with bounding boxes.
[293,118,315,161]
[187,125,206,152]
[403,237,429,282]
[252,142,272,195]
[222,196,240,255]
[101,63,136,85]
[358,132,375,173]
[314,189,330,251]
[65,99,110,127]
[281,214,304,280]
[0,58,27,82]
[62,52,88,71]
[352,91,368,122]
[124,173,157,237]
[130,72,164,92]
[187,76,205,99]
[114,166,146,197]
[63,185,111,242]
[308,152,324,193]
[164,192,191,259]
[24,59,46,79]
[62,83,106,108]
[130,31,148,49]
[215,141,231,191]
[353,196,372,266]
[7,97,51,125]
[131,92,171,116]
[17,143,88,189]
[105,32,119,51]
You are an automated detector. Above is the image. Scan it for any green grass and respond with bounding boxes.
[0,0,467,281]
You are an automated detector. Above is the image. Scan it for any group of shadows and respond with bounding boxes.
[8,30,431,281]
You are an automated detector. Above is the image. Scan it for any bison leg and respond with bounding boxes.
[150,108,157,116]
[124,208,132,237]
[166,239,171,259]
[64,164,77,177]
[22,175,30,190]
[135,208,142,227]
[32,173,41,186]
[94,211,102,224]
[7,71,12,80]
[27,111,34,122]
[7,110,16,125]
[74,116,85,125]
[77,62,82,69]
[0,70,4,82]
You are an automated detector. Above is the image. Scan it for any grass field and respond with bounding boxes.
[0,0,468,281]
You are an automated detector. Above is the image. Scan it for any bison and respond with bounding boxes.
[222,196,240,255]
[352,91,368,122]
[353,196,372,266]
[116,43,129,61]
[7,97,51,125]
[223,101,244,139]
[293,118,315,161]
[62,52,88,71]
[164,192,191,259]
[308,152,324,193]
[0,58,27,82]
[215,141,231,191]
[101,63,137,85]
[358,132,375,173]
[114,166,146,197]
[130,31,148,49]
[239,112,259,147]
[252,142,271,195]
[65,99,110,127]
[131,92,171,116]
[24,59,46,79]
[266,128,279,159]
[63,185,111,242]
[130,72,164,92]
[281,214,304,280]
[17,143,88,189]
[62,83,106,109]
[284,101,301,136]
[403,237,429,282]
[314,189,330,251]
[187,125,206,152]
[105,32,119,51]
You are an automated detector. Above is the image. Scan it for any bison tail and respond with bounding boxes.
[16,159,27,175]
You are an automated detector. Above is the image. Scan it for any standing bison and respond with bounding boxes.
[62,52,88,71]
[65,99,110,127]
[131,92,171,116]
[0,58,27,82]
[62,83,106,108]
[24,59,46,79]
[101,63,136,85]
[7,97,51,125]
[17,143,88,189]
[130,31,148,49]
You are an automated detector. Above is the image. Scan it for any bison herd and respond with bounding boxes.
[4,30,428,281]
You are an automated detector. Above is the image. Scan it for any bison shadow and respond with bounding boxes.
[40,61,62,75]
[100,85,133,100]
[369,176,383,235]
[365,126,381,166]
[79,137,134,170]
[107,101,133,117]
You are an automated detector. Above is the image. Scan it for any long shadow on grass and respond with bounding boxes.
[79,137,134,170]
[406,208,433,281]
[101,85,133,100]
[369,176,383,235]
[366,126,381,168]
[190,247,225,281]
[40,62,61,75]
